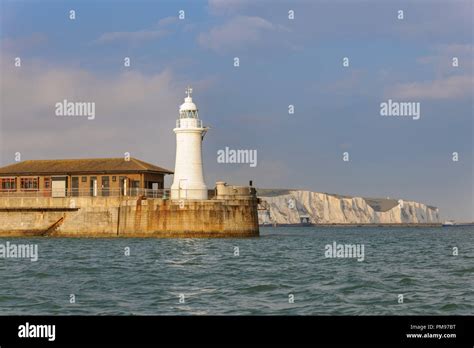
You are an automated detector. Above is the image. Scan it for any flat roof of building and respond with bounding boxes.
[0,157,173,175]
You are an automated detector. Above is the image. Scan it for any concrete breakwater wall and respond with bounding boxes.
[0,195,259,238]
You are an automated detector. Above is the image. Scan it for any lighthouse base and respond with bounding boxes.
[170,184,208,200]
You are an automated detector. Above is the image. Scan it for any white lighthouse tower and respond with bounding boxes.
[171,87,209,200]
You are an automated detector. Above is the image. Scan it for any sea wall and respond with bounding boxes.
[258,190,440,224]
[0,196,259,237]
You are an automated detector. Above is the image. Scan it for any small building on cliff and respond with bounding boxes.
[0,157,173,197]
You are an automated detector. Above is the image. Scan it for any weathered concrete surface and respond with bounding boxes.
[0,196,259,238]
[258,190,440,225]
[118,198,259,237]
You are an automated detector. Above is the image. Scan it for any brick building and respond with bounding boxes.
[0,157,173,197]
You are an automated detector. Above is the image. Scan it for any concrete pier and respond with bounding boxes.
[0,184,259,238]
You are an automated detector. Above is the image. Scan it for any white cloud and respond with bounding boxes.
[388,75,472,100]
[416,44,473,75]
[388,44,473,100]
[198,16,274,53]
[1,33,48,52]
[156,16,178,27]
[207,0,251,15]
[0,54,213,167]
[94,16,178,44]
[95,29,167,44]
[326,70,365,94]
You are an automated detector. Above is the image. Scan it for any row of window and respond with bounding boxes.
[1,178,16,190]
[1,176,121,190]
[20,177,39,190]
[80,176,118,182]
[1,177,43,191]
[1,177,163,191]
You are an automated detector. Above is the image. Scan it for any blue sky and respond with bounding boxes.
[0,0,472,220]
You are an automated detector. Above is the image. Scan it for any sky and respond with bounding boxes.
[0,0,472,221]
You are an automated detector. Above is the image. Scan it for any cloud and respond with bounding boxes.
[198,16,275,53]
[0,54,213,167]
[385,44,474,100]
[1,33,48,53]
[416,44,473,75]
[326,70,365,94]
[156,16,178,27]
[94,16,178,44]
[388,75,473,100]
[394,2,472,42]
[207,0,251,15]
[204,1,472,48]
[95,30,167,44]
[387,44,473,100]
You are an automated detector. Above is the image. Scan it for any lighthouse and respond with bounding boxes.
[171,87,209,200]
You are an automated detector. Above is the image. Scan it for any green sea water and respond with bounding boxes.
[0,226,472,315]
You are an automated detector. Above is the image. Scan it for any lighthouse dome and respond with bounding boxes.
[179,86,199,119]
[179,97,197,112]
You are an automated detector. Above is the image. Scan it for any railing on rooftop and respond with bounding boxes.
[0,188,217,199]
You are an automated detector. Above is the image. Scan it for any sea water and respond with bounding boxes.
[0,226,472,315]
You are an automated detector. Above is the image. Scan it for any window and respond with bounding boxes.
[1,178,16,191]
[72,177,79,197]
[131,180,140,195]
[180,110,198,119]
[20,177,39,190]
[101,176,110,196]
[44,178,51,189]
[82,176,87,182]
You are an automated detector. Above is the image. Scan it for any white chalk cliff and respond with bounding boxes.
[257,189,440,224]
